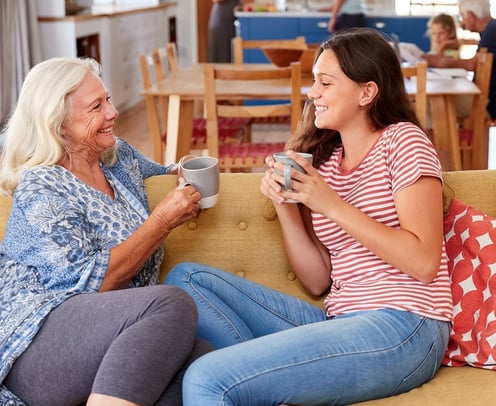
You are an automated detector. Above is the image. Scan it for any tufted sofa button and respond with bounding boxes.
[238,221,248,231]
[187,221,197,230]
[236,271,245,278]
[287,271,296,281]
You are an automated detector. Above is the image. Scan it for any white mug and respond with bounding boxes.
[179,156,220,209]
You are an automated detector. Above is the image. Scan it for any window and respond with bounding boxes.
[395,0,496,16]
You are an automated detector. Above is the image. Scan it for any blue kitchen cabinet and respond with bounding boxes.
[236,13,432,62]
[238,16,300,39]
[366,16,431,52]
[236,14,329,62]
[236,15,300,62]
[298,17,331,45]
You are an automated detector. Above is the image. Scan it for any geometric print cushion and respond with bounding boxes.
[442,198,496,369]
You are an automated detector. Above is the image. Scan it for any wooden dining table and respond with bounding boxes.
[141,63,481,171]
[404,75,482,171]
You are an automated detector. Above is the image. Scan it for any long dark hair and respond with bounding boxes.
[287,28,420,167]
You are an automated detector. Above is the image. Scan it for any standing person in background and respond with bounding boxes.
[424,0,496,120]
[426,13,460,58]
[327,0,365,33]
[208,0,241,62]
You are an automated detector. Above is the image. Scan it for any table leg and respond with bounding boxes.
[165,96,194,165]
[429,95,462,171]
[144,95,165,164]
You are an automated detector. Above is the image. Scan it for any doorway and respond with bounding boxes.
[197,0,213,62]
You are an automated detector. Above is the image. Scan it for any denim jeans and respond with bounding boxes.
[165,263,451,406]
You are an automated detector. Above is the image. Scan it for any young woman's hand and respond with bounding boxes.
[260,154,286,205]
[267,150,343,218]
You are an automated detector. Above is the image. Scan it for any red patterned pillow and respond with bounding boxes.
[442,198,496,369]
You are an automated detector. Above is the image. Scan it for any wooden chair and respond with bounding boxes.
[402,61,428,129]
[231,36,307,142]
[231,36,307,64]
[458,49,493,169]
[203,62,303,171]
[151,43,179,78]
[139,43,250,164]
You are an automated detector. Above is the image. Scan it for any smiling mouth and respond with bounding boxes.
[98,127,113,134]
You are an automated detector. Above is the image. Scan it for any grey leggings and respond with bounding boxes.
[5,285,213,406]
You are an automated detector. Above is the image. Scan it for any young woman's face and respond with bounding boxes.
[307,50,366,131]
[62,71,119,158]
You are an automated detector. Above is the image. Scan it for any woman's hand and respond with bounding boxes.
[150,183,202,233]
[262,150,342,217]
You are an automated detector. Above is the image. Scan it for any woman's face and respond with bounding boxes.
[307,50,365,131]
[62,71,119,159]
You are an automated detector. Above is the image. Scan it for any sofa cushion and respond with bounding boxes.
[442,198,496,369]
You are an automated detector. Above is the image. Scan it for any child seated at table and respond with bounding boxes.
[426,14,460,58]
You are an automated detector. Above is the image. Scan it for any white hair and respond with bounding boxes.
[458,0,491,18]
[0,57,116,195]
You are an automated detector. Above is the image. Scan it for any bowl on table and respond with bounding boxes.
[261,46,305,67]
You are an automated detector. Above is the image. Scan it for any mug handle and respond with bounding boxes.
[178,181,193,190]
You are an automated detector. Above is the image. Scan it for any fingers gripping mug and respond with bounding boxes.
[272,152,313,203]
[179,156,220,209]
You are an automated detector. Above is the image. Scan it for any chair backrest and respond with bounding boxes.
[139,43,180,163]
[467,49,493,128]
[150,42,179,81]
[232,36,307,64]
[402,61,428,128]
[459,48,493,169]
[203,62,303,169]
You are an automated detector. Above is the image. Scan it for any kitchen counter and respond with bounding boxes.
[235,11,331,17]
[235,10,437,18]
[38,2,176,22]
[235,11,433,51]
[37,2,177,110]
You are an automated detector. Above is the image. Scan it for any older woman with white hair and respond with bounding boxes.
[0,57,211,406]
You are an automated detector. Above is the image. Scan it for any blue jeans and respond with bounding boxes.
[165,263,451,405]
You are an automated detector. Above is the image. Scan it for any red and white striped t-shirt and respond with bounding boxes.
[314,122,452,322]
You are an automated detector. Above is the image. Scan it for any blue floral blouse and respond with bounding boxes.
[0,138,172,404]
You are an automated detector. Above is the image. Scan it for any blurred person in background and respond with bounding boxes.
[327,0,365,33]
[208,0,241,62]
[424,0,496,120]
[426,13,460,58]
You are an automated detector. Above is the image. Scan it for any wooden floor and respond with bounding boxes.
[115,100,496,169]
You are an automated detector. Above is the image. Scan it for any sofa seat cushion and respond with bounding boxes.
[354,366,494,405]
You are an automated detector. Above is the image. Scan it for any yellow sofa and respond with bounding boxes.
[1,171,494,404]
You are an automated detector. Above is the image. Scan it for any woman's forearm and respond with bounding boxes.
[99,215,171,291]
[276,204,332,296]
